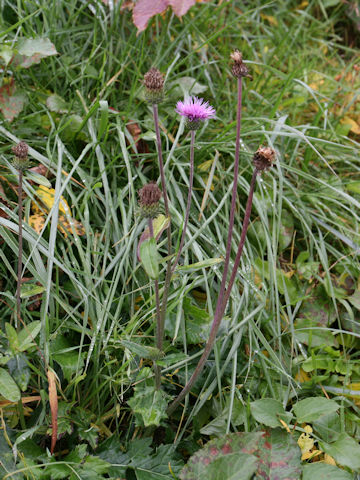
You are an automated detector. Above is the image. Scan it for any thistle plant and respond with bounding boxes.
[143,68,171,356]
[171,97,215,274]
[11,141,30,327]
[138,182,163,388]
[167,146,276,415]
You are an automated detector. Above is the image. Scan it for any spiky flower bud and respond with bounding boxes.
[230,50,252,79]
[253,146,276,172]
[138,182,162,218]
[143,68,165,104]
[11,141,30,170]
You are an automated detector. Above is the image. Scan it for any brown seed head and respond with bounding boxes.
[138,182,162,207]
[12,141,29,159]
[143,68,164,92]
[253,146,276,172]
[230,50,252,79]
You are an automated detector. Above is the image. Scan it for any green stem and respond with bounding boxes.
[16,168,23,328]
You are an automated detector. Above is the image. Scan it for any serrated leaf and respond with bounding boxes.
[319,433,360,470]
[302,462,353,480]
[293,397,339,423]
[250,398,288,428]
[140,237,159,279]
[0,367,21,402]
[127,367,168,427]
[46,93,69,113]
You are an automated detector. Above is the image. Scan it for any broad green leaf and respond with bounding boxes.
[319,433,360,470]
[173,76,208,96]
[127,368,168,427]
[46,93,69,113]
[294,318,337,347]
[313,412,341,443]
[14,38,58,68]
[5,322,19,351]
[140,237,159,279]
[176,257,223,272]
[293,397,339,423]
[18,321,41,351]
[250,398,288,428]
[346,181,360,194]
[0,45,14,65]
[0,367,21,402]
[7,354,30,391]
[303,463,353,480]
[51,336,84,381]
[20,283,45,299]
[180,430,301,480]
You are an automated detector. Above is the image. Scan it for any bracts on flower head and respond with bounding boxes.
[230,50,253,80]
[138,182,162,218]
[143,68,165,104]
[12,141,30,171]
[175,96,216,130]
[253,146,276,172]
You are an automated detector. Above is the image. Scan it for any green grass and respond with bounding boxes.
[0,0,360,477]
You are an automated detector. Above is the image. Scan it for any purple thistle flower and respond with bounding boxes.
[176,96,215,130]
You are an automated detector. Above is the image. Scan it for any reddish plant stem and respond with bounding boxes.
[149,217,162,389]
[170,129,195,276]
[217,77,243,300]
[16,169,23,327]
[152,104,172,352]
[167,168,258,415]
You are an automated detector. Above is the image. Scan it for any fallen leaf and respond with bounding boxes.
[133,0,169,32]
[340,116,360,135]
[0,78,26,122]
[47,368,58,454]
[168,0,197,17]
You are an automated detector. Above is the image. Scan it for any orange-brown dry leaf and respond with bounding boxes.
[47,369,58,455]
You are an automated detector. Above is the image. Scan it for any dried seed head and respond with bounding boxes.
[11,141,30,171]
[143,68,165,104]
[12,141,29,159]
[138,182,162,218]
[230,50,252,80]
[253,146,276,172]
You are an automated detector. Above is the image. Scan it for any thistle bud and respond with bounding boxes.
[143,68,165,104]
[11,141,30,170]
[230,50,252,80]
[138,182,162,218]
[252,146,276,172]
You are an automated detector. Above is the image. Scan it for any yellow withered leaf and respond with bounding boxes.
[35,186,71,215]
[323,453,336,465]
[30,186,85,238]
[340,117,360,135]
[28,214,46,234]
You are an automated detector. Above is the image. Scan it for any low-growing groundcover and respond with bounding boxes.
[0,0,360,478]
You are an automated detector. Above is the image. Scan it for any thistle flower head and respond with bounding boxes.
[138,182,162,218]
[175,96,216,130]
[230,50,252,80]
[143,68,164,104]
[11,141,30,171]
[253,146,276,172]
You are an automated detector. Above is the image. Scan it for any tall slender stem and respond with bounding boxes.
[217,77,243,300]
[153,104,172,353]
[170,129,195,275]
[16,169,23,327]
[167,169,258,415]
[149,217,162,389]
